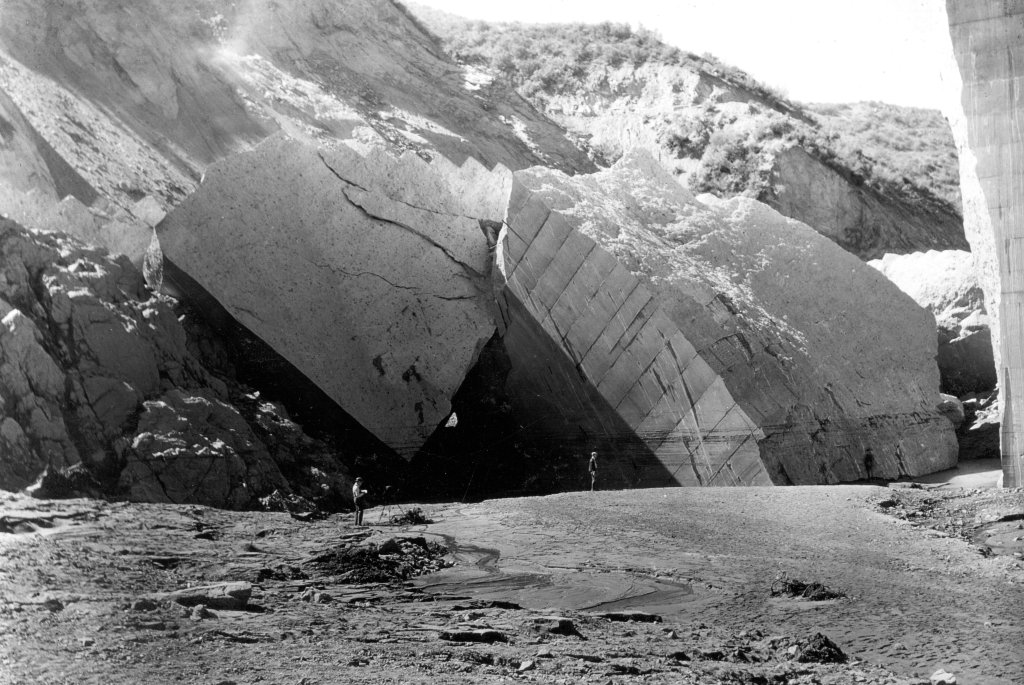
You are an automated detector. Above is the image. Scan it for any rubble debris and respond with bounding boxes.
[770,573,845,601]
[389,507,433,526]
[595,611,663,623]
[439,629,508,643]
[307,537,451,584]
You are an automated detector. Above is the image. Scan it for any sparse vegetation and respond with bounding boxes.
[808,101,961,209]
[410,4,961,221]
[409,5,788,105]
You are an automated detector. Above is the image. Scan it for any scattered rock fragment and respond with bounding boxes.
[438,629,507,643]
[190,604,217,620]
[298,588,333,604]
[792,633,847,664]
[528,615,579,636]
[595,611,662,623]
[129,598,159,612]
[41,598,64,612]
[160,581,252,610]
[930,669,957,684]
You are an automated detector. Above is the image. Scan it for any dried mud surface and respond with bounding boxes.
[1,480,1022,684]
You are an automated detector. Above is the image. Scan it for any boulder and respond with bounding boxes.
[945,2,1024,486]
[869,250,995,395]
[159,581,252,610]
[159,135,509,458]
[937,394,965,430]
[495,150,957,486]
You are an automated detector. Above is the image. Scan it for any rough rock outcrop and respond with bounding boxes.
[159,134,509,458]
[0,216,305,506]
[870,250,995,395]
[946,1,1024,486]
[120,389,287,508]
[0,217,197,488]
[495,151,957,485]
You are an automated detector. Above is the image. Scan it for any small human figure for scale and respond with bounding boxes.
[588,451,598,491]
[352,477,368,526]
[863,447,875,480]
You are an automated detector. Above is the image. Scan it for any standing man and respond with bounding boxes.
[588,451,598,491]
[352,477,368,526]
[863,447,875,480]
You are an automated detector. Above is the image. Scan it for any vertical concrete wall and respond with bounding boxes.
[947,0,1024,486]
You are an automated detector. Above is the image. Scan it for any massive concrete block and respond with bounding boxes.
[159,135,509,458]
[496,151,957,485]
[946,0,1024,486]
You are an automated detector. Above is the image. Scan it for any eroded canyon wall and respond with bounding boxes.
[946,0,1024,486]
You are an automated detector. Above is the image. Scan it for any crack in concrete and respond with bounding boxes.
[316,149,491,284]
[308,258,477,302]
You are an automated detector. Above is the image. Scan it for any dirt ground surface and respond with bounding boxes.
[1,472,1022,684]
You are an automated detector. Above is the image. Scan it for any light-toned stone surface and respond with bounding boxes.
[498,151,957,485]
[945,0,1024,486]
[870,250,995,395]
[159,135,509,458]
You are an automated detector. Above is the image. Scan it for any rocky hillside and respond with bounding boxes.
[409,8,966,261]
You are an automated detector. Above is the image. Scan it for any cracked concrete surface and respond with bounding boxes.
[159,134,506,457]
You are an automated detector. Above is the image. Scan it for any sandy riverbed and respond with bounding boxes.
[0,473,1021,684]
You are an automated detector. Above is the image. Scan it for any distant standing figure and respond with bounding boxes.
[588,451,598,491]
[352,477,368,526]
[863,447,875,479]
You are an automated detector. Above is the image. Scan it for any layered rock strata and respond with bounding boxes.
[158,134,509,458]
[946,0,1024,486]
[495,151,957,485]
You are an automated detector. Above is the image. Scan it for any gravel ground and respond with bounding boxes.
[0,479,1021,684]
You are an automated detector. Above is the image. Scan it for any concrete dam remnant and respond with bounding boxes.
[495,151,957,486]
[159,137,957,486]
[159,135,509,459]
[946,0,1024,487]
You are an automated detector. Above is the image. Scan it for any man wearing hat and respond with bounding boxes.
[352,477,368,526]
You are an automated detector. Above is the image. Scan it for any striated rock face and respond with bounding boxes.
[495,151,957,485]
[945,1,1024,486]
[159,134,509,458]
[870,250,995,395]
